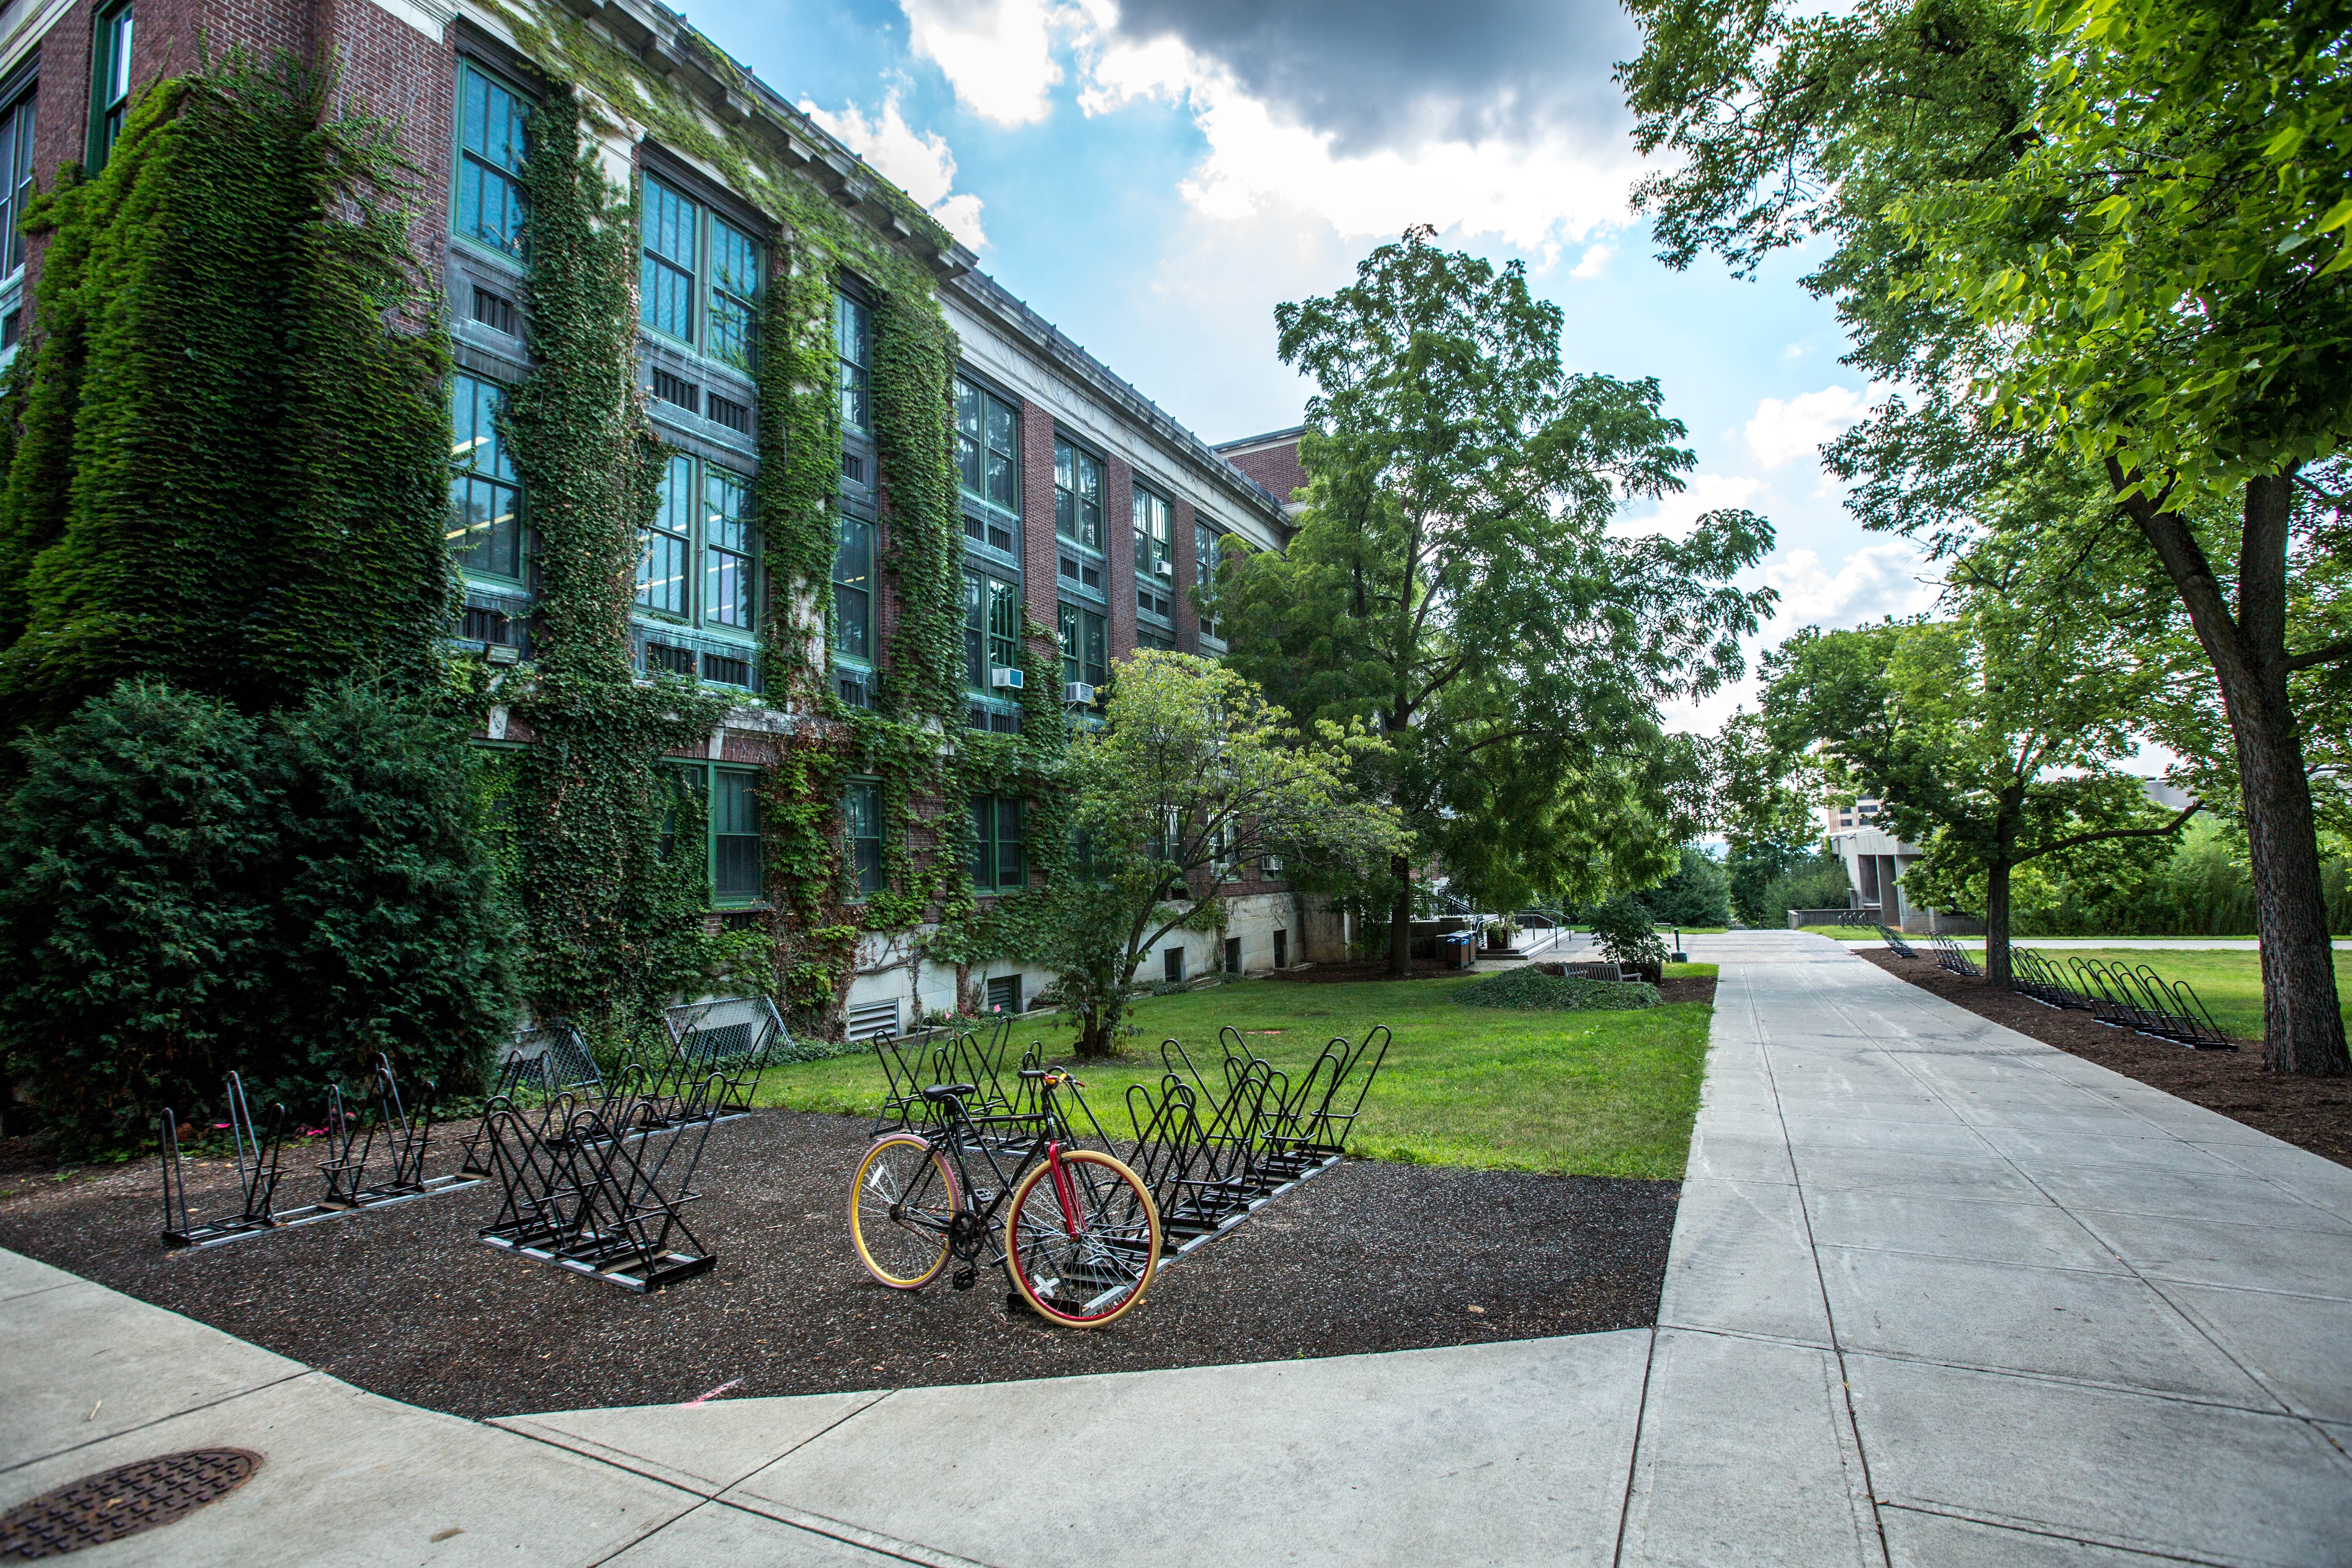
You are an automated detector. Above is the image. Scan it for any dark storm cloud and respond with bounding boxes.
[1109,0,1640,156]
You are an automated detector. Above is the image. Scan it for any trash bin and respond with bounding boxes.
[1442,931,1480,971]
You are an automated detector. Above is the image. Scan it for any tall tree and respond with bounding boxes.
[1765,534,2194,982]
[1224,227,1774,974]
[1893,0,2352,1070]
[1040,653,1404,1057]
[1621,0,2352,1071]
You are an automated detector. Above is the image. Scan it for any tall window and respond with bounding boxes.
[1054,439,1102,553]
[707,215,759,370]
[1058,601,1107,692]
[1134,485,1173,621]
[636,453,693,615]
[449,373,521,581]
[712,769,762,902]
[87,2,131,172]
[0,89,35,279]
[963,571,1020,691]
[836,292,870,433]
[971,795,1025,891]
[1195,522,1223,639]
[956,377,1020,553]
[832,514,873,663]
[454,63,527,260]
[641,175,697,344]
[844,779,883,896]
[704,467,752,628]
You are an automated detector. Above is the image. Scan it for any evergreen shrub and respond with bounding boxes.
[0,680,511,1152]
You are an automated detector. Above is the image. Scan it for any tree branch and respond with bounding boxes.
[2285,637,2352,673]
[2014,800,2199,865]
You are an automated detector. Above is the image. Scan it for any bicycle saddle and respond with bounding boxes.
[922,1083,976,1102]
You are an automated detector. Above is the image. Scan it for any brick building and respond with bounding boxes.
[0,0,1325,1031]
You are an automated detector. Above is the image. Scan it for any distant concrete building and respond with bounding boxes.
[1818,777,2185,935]
[1821,796,1884,834]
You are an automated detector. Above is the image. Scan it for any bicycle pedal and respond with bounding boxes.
[951,1267,976,1292]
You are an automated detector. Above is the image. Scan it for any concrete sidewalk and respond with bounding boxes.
[5,933,2348,1565]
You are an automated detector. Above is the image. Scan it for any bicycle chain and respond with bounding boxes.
[948,1212,984,1291]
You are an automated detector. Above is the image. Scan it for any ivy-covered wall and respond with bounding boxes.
[0,56,454,734]
[477,0,1083,1034]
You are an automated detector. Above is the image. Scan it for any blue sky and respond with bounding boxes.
[684,0,1942,731]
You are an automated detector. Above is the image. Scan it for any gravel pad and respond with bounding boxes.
[0,1110,1678,1418]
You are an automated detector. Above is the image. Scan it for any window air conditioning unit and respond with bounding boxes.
[484,644,520,666]
[1154,559,1174,576]
[1063,682,1096,705]
[991,666,1024,690]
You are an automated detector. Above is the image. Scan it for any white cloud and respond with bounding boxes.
[1082,34,1633,252]
[898,0,1069,126]
[895,0,1634,254]
[800,94,989,249]
[1744,384,1874,470]
[1613,472,1762,542]
[1569,243,1613,279]
[1763,540,1938,628]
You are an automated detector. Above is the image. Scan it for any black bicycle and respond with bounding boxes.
[846,1068,1162,1327]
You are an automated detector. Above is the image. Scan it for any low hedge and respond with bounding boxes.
[1453,968,1662,1011]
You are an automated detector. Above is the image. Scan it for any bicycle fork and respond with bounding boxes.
[1046,1139,1083,1239]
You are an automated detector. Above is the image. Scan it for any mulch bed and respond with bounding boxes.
[1657,978,1717,1007]
[0,1109,1678,1419]
[1860,948,2352,1169]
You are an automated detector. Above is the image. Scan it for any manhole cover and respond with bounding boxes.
[0,1449,261,1559]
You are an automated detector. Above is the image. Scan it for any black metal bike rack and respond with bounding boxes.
[1927,933,1983,978]
[475,1071,724,1291]
[1875,924,1919,959]
[158,1056,482,1248]
[160,1073,290,1248]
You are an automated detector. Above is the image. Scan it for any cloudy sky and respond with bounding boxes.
[688,0,1941,730]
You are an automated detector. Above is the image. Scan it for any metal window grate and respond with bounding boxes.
[644,641,695,677]
[470,285,517,336]
[651,368,700,414]
[708,392,751,433]
[841,453,865,483]
[702,650,752,687]
[461,605,520,646]
[847,998,900,1040]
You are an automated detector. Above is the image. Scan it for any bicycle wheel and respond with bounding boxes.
[848,1133,959,1289]
[1004,1149,1161,1327]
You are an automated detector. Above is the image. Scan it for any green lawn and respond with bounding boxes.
[2001,946,2352,1039]
[759,969,1719,1180]
[1801,924,1884,940]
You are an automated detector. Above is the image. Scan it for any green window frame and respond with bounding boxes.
[454,62,527,261]
[0,87,36,278]
[449,372,522,581]
[711,767,763,903]
[956,377,1020,541]
[970,794,1025,891]
[832,513,873,665]
[844,777,883,897]
[1058,600,1107,692]
[632,448,756,640]
[707,214,760,370]
[963,570,1020,692]
[1054,438,1102,554]
[87,1,132,173]
[1194,521,1223,640]
[837,291,870,433]
[641,174,697,345]
[1134,484,1173,621]
[703,466,753,628]
[636,452,693,615]
[1136,626,1177,652]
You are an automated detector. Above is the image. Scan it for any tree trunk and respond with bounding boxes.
[1386,852,1413,977]
[1984,800,2018,989]
[1983,858,2013,989]
[2118,467,2347,1075]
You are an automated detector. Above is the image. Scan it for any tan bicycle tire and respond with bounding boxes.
[1003,1149,1162,1327]
[848,1133,958,1289]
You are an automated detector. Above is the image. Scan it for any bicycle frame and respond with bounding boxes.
[899,1074,1089,1287]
